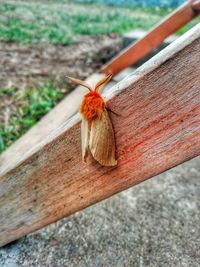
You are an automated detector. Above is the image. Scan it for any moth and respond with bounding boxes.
[67,73,117,166]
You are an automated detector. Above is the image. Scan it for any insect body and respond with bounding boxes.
[67,74,117,166]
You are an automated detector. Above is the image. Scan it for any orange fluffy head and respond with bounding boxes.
[80,91,105,124]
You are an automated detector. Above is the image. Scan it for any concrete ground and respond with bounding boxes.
[0,156,199,267]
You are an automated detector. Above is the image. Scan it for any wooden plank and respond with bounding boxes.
[113,67,135,82]
[0,23,200,247]
[101,0,200,75]
[123,29,177,49]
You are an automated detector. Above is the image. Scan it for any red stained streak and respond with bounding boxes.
[118,103,200,160]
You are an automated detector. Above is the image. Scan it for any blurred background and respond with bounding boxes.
[74,0,184,7]
[0,1,200,266]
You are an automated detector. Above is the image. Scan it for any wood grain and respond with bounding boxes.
[101,0,200,75]
[1,23,200,246]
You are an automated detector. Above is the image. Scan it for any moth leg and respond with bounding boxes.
[106,107,120,117]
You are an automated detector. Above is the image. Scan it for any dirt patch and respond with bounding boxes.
[0,35,122,89]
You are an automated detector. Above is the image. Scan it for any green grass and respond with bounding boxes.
[0,1,172,45]
[0,1,199,45]
[176,18,200,35]
[0,82,65,153]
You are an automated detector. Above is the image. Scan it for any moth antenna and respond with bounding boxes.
[66,76,93,92]
[95,73,113,92]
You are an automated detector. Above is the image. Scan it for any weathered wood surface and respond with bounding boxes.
[101,0,200,75]
[1,24,200,246]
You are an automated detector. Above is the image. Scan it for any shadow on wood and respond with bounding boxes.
[0,23,200,247]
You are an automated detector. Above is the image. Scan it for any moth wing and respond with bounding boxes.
[81,117,89,162]
[89,109,117,166]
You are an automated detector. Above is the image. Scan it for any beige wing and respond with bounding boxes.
[89,109,117,166]
[81,117,89,162]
